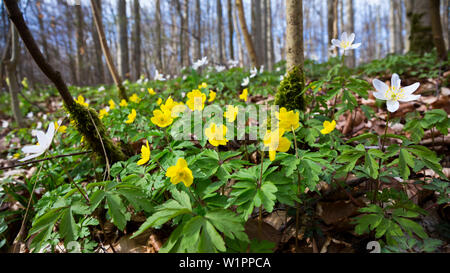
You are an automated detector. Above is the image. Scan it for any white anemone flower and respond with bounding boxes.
[372,73,421,112]
[249,67,258,78]
[192,57,208,70]
[2,120,9,128]
[154,70,166,81]
[259,65,264,74]
[241,77,249,87]
[331,32,361,53]
[19,122,55,162]
[215,65,226,72]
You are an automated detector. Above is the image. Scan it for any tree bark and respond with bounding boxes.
[132,0,141,80]
[405,0,434,54]
[3,0,126,164]
[228,0,234,60]
[327,0,338,57]
[195,0,202,60]
[5,23,25,127]
[266,0,274,70]
[91,0,104,84]
[232,0,244,66]
[236,0,259,67]
[251,0,263,66]
[430,0,447,61]
[345,0,355,67]
[217,0,224,64]
[75,3,85,85]
[117,0,129,79]
[156,0,163,71]
[90,0,128,100]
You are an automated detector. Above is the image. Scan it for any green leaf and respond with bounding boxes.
[394,217,428,239]
[205,210,249,242]
[106,193,128,231]
[204,220,226,252]
[59,207,79,243]
[29,208,63,236]
[399,149,414,180]
[364,151,379,179]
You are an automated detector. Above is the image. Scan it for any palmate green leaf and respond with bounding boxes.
[59,207,79,243]
[364,151,379,179]
[346,133,378,144]
[354,214,383,235]
[106,193,129,231]
[116,187,153,212]
[299,158,322,191]
[394,217,428,239]
[421,109,447,128]
[254,181,278,213]
[404,119,424,143]
[180,216,204,252]
[399,149,415,180]
[29,207,64,236]
[203,220,226,252]
[408,145,446,179]
[131,190,192,238]
[205,209,249,242]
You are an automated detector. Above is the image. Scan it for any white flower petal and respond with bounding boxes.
[348,33,355,43]
[373,91,387,100]
[391,73,401,89]
[350,43,361,49]
[33,130,47,147]
[341,32,348,41]
[21,145,43,154]
[399,94,421,102]
[18,152,44,162]
[372,79,389,93]
[386,100,400,112]
[331,39,341,47]
[401,82,420,95]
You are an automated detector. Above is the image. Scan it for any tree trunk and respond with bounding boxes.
[430,0,447,61]
[251,0,263,66]
[195,0,202,60]
[344,0,355,66]
[91,0,104,84]
[36,1,49,62]
[75,3,85,85]
[217,0,224,64]
[132,0,141,80]
[396,0,404,53]
[156,0,163,71]
[4,0,126,164]
[90,0,128,100]
[5,23,25,127]
[266,0,274,70]
[275,0,305,111]
[232,0,244,66]
[117,0,129,79]
[236,0,259,67]
[405,0,434,54]
[327,0,338,57]
[228,0,234,60]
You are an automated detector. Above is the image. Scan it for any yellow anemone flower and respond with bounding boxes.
[109,99,116,109]
[99,108,109,120]
[239,88,248,102]
[129,93,141,103]
[205,123,228,147]
[54,122,67,133]
[277,107,300,131]
[320,120,336,135]
[125,109,137,124]
[148,88,156,95]
[119,99,128,107]
[186,89,206,111]
[263,129,291,161]
[151,109,173,128]
[137,140,151,165]
[208,90,216,102]
[224,105,239,123]
[198,82,208,89]
[166,158,194,187]
[157,98,163,105]
[75,95,89,107]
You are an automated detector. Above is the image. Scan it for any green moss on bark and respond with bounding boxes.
[408,12,434,54]
[275,65,306,111]
[65,102,126,164]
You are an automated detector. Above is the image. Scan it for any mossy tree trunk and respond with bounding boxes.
[275,0,305,111]
[430,0,447,61]
[405,0,434,54]
[4,0,126,164]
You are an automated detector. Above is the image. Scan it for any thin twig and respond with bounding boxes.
[0,151,92,171]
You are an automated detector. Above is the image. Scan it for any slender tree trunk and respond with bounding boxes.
[3,0,126,164]
[275,0,305,111]
[344,0,355,66]
[92,0,104,84]
[228,0,234,60]
[397,0,404,53]
[90,0,128,100]
[195,0,202,60]
[117,0,129,79]
[217,0,224,64]
[5,23,25,127]
[328,0,338,57]
[430,0,447,60]
[405,0,434,54]
[75,3,85,85]
[266,0,274,70]
[132,0,141,80]
[236,0,259,67]
[251,0,263,66]
[36,1,49,62]
[232,0,244,66]
[156,0,163,71]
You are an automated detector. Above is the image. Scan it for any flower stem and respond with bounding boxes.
[291,127,302,252]
[374,112,390,204]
